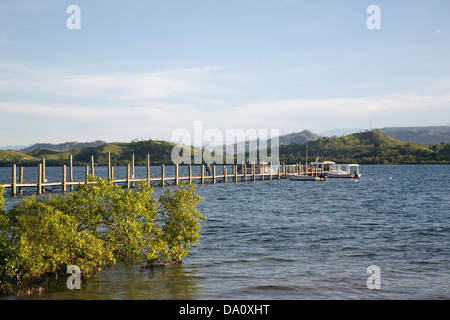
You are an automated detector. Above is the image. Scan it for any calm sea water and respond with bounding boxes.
[0,165,449,300]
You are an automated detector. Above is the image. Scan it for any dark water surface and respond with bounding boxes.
[1,165,449,299]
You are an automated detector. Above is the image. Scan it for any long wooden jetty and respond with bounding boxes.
[1,153,302,196]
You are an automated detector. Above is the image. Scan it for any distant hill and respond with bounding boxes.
[226,129,320,154]
[21,140,107,153]
[319,128,363,137]
[0,144,33,151]
[379,126,450,144]
[278,130,320,145]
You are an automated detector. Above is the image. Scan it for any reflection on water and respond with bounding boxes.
[7,262,202,300]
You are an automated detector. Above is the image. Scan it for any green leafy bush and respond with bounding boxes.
[159,183,204,264]
[6,197,113,286]
[0,185,4,214]
[0,177,205,296]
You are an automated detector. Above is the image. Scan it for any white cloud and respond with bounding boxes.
[0,62,229,101]
[1,92,449,143]
[184,93,450,135]
[1,60,450,144]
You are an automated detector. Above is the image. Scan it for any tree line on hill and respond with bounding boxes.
[0,130,449,167]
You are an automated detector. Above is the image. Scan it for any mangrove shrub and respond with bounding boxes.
[0,177,205,296]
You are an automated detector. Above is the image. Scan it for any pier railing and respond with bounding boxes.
[1,153,304,196]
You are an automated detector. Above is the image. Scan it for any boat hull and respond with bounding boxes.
[288,174,326,181]
[327,173,361,179]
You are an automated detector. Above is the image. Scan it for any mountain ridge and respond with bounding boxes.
[20,140,107,153]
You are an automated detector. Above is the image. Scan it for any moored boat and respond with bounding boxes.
[287,146,361,181]
[308,159,361,179]
[328,163,361,179]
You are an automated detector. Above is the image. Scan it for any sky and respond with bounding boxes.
[0,0,449,146]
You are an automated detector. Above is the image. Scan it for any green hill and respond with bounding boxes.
[0,150,40,165]
[278,130,450,164]
[28,148,64,157]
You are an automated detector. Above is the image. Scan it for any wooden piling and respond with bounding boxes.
[38,164,42,195]
[224,166,227,183]
[250,162,256,181]
[126,164,130,188]
[201,164,205,184]
[269,161,272,181]
[42,159,46,193]
[212,165,216,184]
[91,156,95,176]
[188,165,192,184]
[131,153,135,187]
[233,165,237,182]
[147,154,150,187]
[85,165,89,185]
[161,164,165,187]
[108,152,111,180]
[19,166,23,195]
[42,159,46,182]
[62,165,67,192]
[70,155,74,191]
[11,164,16,196]
[175,164,179,186]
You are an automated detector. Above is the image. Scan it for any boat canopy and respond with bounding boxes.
[330,164,360,173]
[309,161,335,166]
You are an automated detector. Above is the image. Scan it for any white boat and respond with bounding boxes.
[287,147,361,181]
[308,160,361,179]
[328,163,361,179]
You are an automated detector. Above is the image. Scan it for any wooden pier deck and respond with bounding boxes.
[1,153,300,196]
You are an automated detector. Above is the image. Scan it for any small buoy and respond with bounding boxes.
[369,178,373,181]
[389,177,392,180]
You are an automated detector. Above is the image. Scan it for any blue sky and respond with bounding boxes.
[1,0,449,146]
